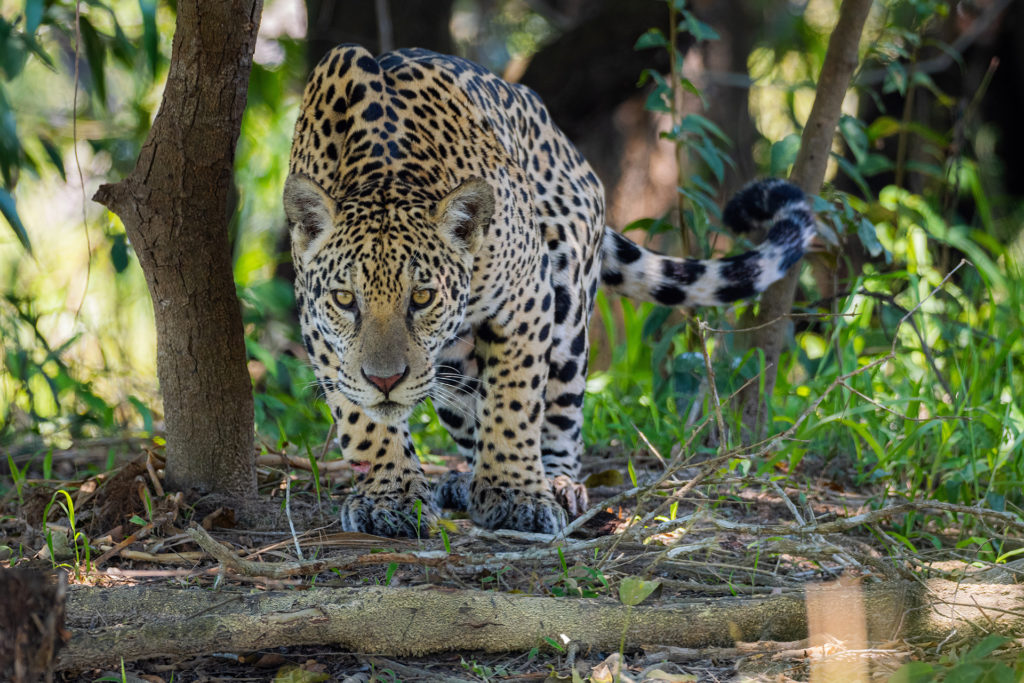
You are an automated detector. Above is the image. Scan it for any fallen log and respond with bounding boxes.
[59,570,1024,670]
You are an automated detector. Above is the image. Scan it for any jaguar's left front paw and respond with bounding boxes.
[469,481,567,533]
[433,470,471,511]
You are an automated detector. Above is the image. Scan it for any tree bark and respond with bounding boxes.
[57,576,1024,669]
[0,569,67,683]
[93,1,262,500]
[735,0,874,437]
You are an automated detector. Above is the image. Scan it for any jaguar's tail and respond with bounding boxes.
[600,179,816,307]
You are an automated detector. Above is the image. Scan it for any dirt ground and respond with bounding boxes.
[2,438,1020,682]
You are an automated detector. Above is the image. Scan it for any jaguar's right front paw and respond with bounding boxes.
[340,489,438,538]
[469,482,568,533]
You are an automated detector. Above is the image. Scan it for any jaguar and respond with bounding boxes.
[283,45,815,536]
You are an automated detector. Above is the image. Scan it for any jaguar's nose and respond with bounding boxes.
[362,367,408,395]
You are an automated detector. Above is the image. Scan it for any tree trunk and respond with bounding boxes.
[57,577,1024,669]
[93,0,262,500]
[735,0,874,438]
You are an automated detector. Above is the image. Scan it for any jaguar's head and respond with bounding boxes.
[283,174,493,424]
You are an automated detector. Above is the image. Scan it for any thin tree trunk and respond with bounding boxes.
[735,0,874,437]
[93,0,262,500]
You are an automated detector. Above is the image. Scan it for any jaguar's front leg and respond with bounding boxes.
[467,319,567,533]
[329,395,438,538]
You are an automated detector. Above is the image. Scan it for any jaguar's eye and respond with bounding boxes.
[410,289,435,309]
[332,290,356,310]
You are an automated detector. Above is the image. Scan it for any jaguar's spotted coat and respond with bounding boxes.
[284,46,815,536]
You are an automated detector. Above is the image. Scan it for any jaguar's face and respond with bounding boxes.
[284,175,493,424]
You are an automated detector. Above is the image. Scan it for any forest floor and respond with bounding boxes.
[2,438,1021,682]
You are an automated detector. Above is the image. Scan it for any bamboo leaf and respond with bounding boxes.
[0,186,31,252]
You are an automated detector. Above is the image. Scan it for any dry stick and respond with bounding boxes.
[283,474,303,561]
[637,501,1024,540]
[145,453,164,497]
[319,421,337,463]
[188,524,350,579]
[697,319,728,450]
[187,523,617,579]
[764,477,861,570]
[92,493,184,568]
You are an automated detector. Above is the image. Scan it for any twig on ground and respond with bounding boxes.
[283,474,303,560]
[187,523,625,580]
[145,452,164,497]
[93,492,184,567]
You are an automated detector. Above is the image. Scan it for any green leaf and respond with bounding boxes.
[643,83,672,113]
[692,138,725,182]
[833,155,870,198]
[839,115,868,164]
[961,634,1010,663]
[679,11,719,42]
[680,113,730,143]
[584,469,624,488]
[139,0,158,76]
[858,153,893,176]
[887,661,936,683]
[770,134,801,176]
[857,217,884,257]
[883,61,907,96]
[273,665,330,683]
[25,0,44,34]
[626,458,637,487]
[128,395,153,434]
[944,664,985,683]
[129,514,147,526]
[543,635,565,652]
[634,28,667,51]
[38,136,65,180]
[619,576,660,605]
[110,232,129,272]
[0,187,31,252]
[641,306,672,339]
[78,16,107,105]
[867,116,901,143]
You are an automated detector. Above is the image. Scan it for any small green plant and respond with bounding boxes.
[542,635,565,653]
[5,451,29,503]
[546,560,609,598]
[479,565,510,591]
[304,442,322,506]
[460,657,509,682]
[42,489,91,578]
[889,635,1022,682]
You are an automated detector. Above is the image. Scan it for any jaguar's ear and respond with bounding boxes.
[284,174,335,254]
[432,178,494,254]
